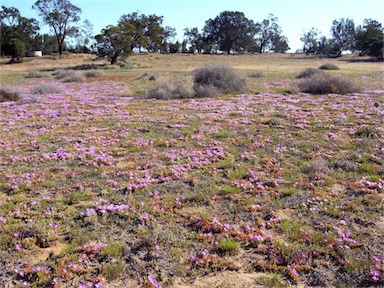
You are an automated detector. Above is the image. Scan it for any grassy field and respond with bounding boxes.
[0,53,383,287]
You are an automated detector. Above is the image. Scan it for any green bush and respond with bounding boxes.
[0,89,20,102]
[218,238,239,255]
[298,74,362,94]
[9,38,26,63]
[145,76,195,99]
[296,68,324,79]
[319,63,340,70]
[192,64,246,97]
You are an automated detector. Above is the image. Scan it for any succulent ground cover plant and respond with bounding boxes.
[0,54,383,287]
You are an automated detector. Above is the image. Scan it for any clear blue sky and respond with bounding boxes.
[2,0,384,51]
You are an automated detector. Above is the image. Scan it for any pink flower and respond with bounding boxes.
[148,275,161,288]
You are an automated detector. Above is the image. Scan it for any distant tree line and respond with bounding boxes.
[1,0,383,63]
[300,18,383,59]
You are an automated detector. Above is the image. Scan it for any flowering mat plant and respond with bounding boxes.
[0,54,383,287]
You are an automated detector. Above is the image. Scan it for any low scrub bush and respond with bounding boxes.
[61,74,85,82]
[0,89,20,102]
[298,74,362,94]
[296,68,324,79]
[138,72,158,81]
[54,69,85,82]
[248,71,266,78]
[319,63,339,70]
[25,71,48,78]
[145,76,194,99]
[53,69,76,79]
[83,70,104,77]
[192,64,246,97]
[31,84,63,95]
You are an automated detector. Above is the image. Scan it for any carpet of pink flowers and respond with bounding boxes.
[0,78,383,287]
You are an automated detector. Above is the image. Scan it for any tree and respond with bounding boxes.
[184,27,204,53]
[71,19,94,53]
[300,28,321,54]
[255,14,287,53]
[32,0,81,55]
[9,38,26,62]
[1,6,40,56]
[330,18,356,56]
[94,25,133,64]
[203,11,256,54]
[116,12,175,53]
[356,19,383,60]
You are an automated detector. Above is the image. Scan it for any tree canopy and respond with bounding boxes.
[0,5,40,57]
[203,11,257,54]
[32,0,82,55]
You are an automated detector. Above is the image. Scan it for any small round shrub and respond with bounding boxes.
[218,239,239,255]
[298,74,362,94]
[138,72,159,81]
[83,70,104,78]
[192,64,246,97]
[0,89,20,102]
[248,71,266,78]
[61,74,85,83]
[145,76,195,99]
[296,68,324,79]
[319,63,339,70]
[25,71,48,78]
[31,84,63,95]
[53,69,76,79]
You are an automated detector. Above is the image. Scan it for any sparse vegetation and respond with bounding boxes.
[83,70,104,77]
[0,53,383,288]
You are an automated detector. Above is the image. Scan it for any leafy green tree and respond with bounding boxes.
[1,6,40,56]
[95,26,133,64]
[184,27,205,53]
[300,28,321,54]
[356,19,383,60]
[117,12,175,53]
[255,14,287,53]
[330,18,356,56]
[9,38,26,62]
[32,0,82,55]
[203,11,256,54]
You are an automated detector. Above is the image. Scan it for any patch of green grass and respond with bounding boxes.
[279,219,304,242]
[102,262,125,281]
[218,238,240,255]
[226,166,248,180]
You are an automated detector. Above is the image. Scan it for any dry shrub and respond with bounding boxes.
[145,76,195,99]
[192,64,246,97]
[302,159,331,176]
[296,68,324,79]
[54,69,85,82]
[0,89,20,102]
[53,69,76,79]
[25,71,48,78]
[31,84,63,95]
[83,70,104,77]
[319,63,339,70]
[298,74,362,94]
[248,71,266,78]
[61,74,85,82]
[138,72,159,81]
